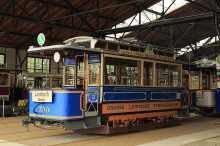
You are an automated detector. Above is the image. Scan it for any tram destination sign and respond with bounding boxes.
[118,49,174,61]
[32,90,52,103]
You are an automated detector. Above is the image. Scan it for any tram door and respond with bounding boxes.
[75,54,100,117]
[85,54,100,117]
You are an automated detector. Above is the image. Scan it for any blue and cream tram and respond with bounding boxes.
[23,37,183,134]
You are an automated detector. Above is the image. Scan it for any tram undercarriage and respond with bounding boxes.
[75,110,178,134]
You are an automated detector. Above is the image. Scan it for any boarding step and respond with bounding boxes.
[85,116,101,128]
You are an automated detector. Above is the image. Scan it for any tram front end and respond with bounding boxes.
[24,89,85,130]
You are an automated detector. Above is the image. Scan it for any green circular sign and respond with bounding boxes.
[37,33,45,46]
[147,44,153,54]
[217,56,220,64]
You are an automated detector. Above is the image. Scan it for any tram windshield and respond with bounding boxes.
[17,73,62,89]
[64,65,75,86]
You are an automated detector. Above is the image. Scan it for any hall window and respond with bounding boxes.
[27,57,50,73]
[0,54,5,65]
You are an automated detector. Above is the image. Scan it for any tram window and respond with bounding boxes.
[120,60,140,86]
[202,70,210,89]
[210,75,217,89]
[64,65,75,86]
[52,78,62,88]
[156,64,168,87]
[189,76,199,89]
[156,63,181,87]
[89,64,100,85]
[105,57,117,85]
[106,64,116,85]
[104,57,140,86]
[77,61,84,85]
[143,62,153,86]
[182,73,189,90]
[0,73,9,86]
[202,74,209,89]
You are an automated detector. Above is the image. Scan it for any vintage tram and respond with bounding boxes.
[23,37,184,134]
[0,68,10,100]
[194,60,217,113]
[0,67,16,116]
[182,59,217,114]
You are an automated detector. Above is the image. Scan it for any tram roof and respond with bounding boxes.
[28,36,194,65]
[29,36,177,55]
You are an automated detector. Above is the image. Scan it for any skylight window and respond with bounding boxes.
[106,0,187,39]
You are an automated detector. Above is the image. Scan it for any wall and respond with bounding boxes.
[0,47,62,86]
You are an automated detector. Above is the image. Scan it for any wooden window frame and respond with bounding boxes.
[27,56,50,73]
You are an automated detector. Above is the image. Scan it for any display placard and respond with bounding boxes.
[196,90,203,98]
[32,90,52,102]
[0,95,9,101]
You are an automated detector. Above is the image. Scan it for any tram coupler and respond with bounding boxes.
[22,118,34,127]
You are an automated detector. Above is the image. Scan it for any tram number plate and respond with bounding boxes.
[32,91,52,103]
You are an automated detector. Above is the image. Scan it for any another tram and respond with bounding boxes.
[0,67,14,116]
[23,37,183,134]
[182,59,217,115]
[0,67,10,101]
[193,60,217,113]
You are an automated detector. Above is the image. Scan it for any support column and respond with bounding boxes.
[2,98,4,118]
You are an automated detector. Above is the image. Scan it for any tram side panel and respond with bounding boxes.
[101,86,182,126]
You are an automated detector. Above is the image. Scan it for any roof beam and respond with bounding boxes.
[32,0,115,21]
[64,0,95,31]
[98,12,214,35]
[3,31,60,42]
[116,0,162,15]
[0,12,92,34]
[203,36,214,45]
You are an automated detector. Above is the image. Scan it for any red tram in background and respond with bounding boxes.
[0,68,11,116]
[0,68,10,100]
